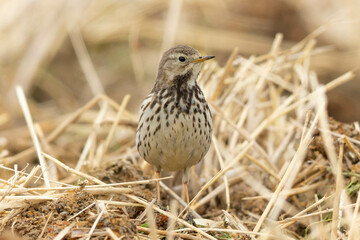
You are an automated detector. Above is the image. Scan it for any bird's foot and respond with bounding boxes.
[183,211,197,227]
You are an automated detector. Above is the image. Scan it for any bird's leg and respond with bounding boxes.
[183,181,190,204]
[182,168,196,224]
[156,169,161,204]
[182,168,190,204]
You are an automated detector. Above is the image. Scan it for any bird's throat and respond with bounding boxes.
[173,70,193,88]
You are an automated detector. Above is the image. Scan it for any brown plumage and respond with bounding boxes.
[136,45,214,203]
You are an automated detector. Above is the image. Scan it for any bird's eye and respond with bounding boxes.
[178,56,186,62]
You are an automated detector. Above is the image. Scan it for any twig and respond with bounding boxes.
[343,136,360,159]
[137,226,199,240]
[331,139,344,240]
[167,200,178,240]
[0,165,74,188]
[101,94,131,160]
[253,105,320,232]
[67,202,96,221]
[179,141,254,217]
[159,181,202,219]
[348,189,360,240]
[54,222,76,240]
[86,203,106,240]
[212,136,230,211]
[161,0,183,52]
[193,175,242,210]
[99,200,143,208]
[69,27,105,96]
[38,211,53,239]
[242,181,326,200]
[42,152,106,185]
[106,228,120,240]
[144,200,157,240]
[278,203,356,223]
[1,95,103,166]
[126,194,217,240]
[76,102,109,170]
[15,86,50,188]
[245,154,280,180]
[211,47,239,100]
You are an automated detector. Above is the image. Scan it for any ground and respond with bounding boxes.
[1,118,359,239]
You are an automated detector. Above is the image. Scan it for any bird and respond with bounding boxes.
[136,45,214,204]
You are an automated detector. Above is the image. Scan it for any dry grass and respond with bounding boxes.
[1,0,360,121]
[1,32,359,239]
[1,1,360,239]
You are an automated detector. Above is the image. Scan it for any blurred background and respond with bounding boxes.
[0,0,359,132]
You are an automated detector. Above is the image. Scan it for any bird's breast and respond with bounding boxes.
[136,85,212,171]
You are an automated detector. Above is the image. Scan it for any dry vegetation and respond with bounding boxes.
[1,0,360,239]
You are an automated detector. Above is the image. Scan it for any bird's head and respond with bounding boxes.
[154,45,215,90]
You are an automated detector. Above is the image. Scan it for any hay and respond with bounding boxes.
[0,30,359,239]
[1,1,360,239]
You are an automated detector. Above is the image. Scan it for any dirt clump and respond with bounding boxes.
[7,190,137,239]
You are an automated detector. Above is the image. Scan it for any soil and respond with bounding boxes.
[1,119,360,239]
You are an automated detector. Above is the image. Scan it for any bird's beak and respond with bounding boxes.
[192,55,215,63]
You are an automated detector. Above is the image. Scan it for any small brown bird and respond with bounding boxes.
[136,45,214,203]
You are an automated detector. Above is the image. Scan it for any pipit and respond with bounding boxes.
[136,45,214,204]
